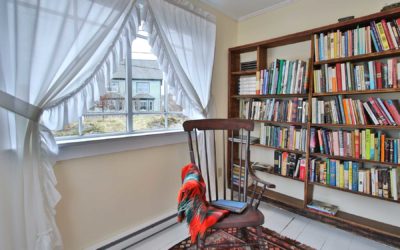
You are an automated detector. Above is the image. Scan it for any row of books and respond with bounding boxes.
[273,151,306,180]
[311,96,400,125]
[313,59,400,93]
[314,18,400,62]
[257,59,308,95]
[238,75,257,95]
[231,164,245,187]
[309,159,399,200]
[240,98,308,123]
[260,125,307,152]
[310,128,400,164]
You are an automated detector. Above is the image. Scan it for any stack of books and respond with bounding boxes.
[307,200,339,216]
[240,60,257,71]
[313,58,400,93]
[260,125,307,152]
[311,95,400,125]
[238,75,257,95]
[309,159,399,200]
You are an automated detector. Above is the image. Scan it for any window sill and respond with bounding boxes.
[56,130,187,161]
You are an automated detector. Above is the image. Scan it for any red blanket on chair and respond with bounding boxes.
[177,163,229,242]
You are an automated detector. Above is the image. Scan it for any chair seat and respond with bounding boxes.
[212,206,264,229]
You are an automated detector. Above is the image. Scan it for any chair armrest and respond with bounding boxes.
[249,162,276,188]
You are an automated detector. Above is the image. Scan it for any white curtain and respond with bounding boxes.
[143,0,217,119]
[0,0,138,249]
[0,0,216,248]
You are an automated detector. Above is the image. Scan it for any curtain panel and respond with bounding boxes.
[0,0,137,249]
[0,0,216,249]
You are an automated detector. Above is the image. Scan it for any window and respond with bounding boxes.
[54,26,187,139]
[136,82,150,93]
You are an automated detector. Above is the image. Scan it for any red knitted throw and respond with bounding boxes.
[177,163,229,242]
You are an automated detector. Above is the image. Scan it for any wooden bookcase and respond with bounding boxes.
[228,8,400,247]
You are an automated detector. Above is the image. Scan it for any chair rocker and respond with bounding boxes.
[183,118,276,249]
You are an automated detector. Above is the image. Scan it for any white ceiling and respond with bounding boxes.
[200,0,294,21]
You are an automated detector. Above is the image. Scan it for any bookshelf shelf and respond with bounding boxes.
[311,181,400,204]
[313,49,400,66]
[252,143,306,155]
[233,94,308,99]
[253,120,307,127]
[310,123,400,130]
[310,152,400,167]
[264,171,304,182]
[231,70,257,75]
[312,88,400,97]
[228,7,400,246]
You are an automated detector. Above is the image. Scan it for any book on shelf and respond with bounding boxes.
[311,95,400,125]
[241,98,308,122]
[238,75,257,95]
[257,59,308,95]
[307,200,339,216]
[228,135,259,144]
[211,200,248,213]
[240,60,257,71]
[310,128,400,164]
[309,158,399,200]
[313,58,400,93]
[260,124,307,152]
[272,151,305,180]
[314,18,400,62]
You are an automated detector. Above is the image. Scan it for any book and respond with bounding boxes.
[307,200,339,216]
[211,200,248,213]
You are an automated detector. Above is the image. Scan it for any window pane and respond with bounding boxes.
[133,114,165,131]
[132,80,162,112]
[53,122,79,137]
[167,114,187,129]
[88,79,126,113]
[82,115,127,135]
[167,86,183,112]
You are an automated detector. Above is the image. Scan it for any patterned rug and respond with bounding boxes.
[169,227,315,250]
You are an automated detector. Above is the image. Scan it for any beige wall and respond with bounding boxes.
[54,3,238,249]
[55,143,189,249]
[237,0,399,45]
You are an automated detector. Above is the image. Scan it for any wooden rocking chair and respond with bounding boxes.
[183,118,276,249]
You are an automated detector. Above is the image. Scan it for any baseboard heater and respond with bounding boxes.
[89,213,178,250]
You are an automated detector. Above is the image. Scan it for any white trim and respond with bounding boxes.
[56,130,187,161]
[199,0,295,21]
[238,0,295,21]
[86,211,177,250]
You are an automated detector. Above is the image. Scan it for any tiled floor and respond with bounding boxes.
[128,203,396,250]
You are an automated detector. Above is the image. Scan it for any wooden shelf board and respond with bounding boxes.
[312,88,400,96]
[264,171,304,182]
[233,93,308,99]
[231,70,257,75]
[313,49,400,65]
[310,123,400,130]
[310,152,400,167]
[252,144,306,155]
[311,182,400,204]
[253,120,307,127]
[258,188,304,210]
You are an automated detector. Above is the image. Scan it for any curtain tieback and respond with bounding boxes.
[0,90,42,122]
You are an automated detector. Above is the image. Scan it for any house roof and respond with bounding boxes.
[113,59,163,80]
[132,93,155,100]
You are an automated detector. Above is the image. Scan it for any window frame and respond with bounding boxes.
[54,33,186,142]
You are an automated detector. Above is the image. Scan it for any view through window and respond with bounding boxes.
[54,28,187,139]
